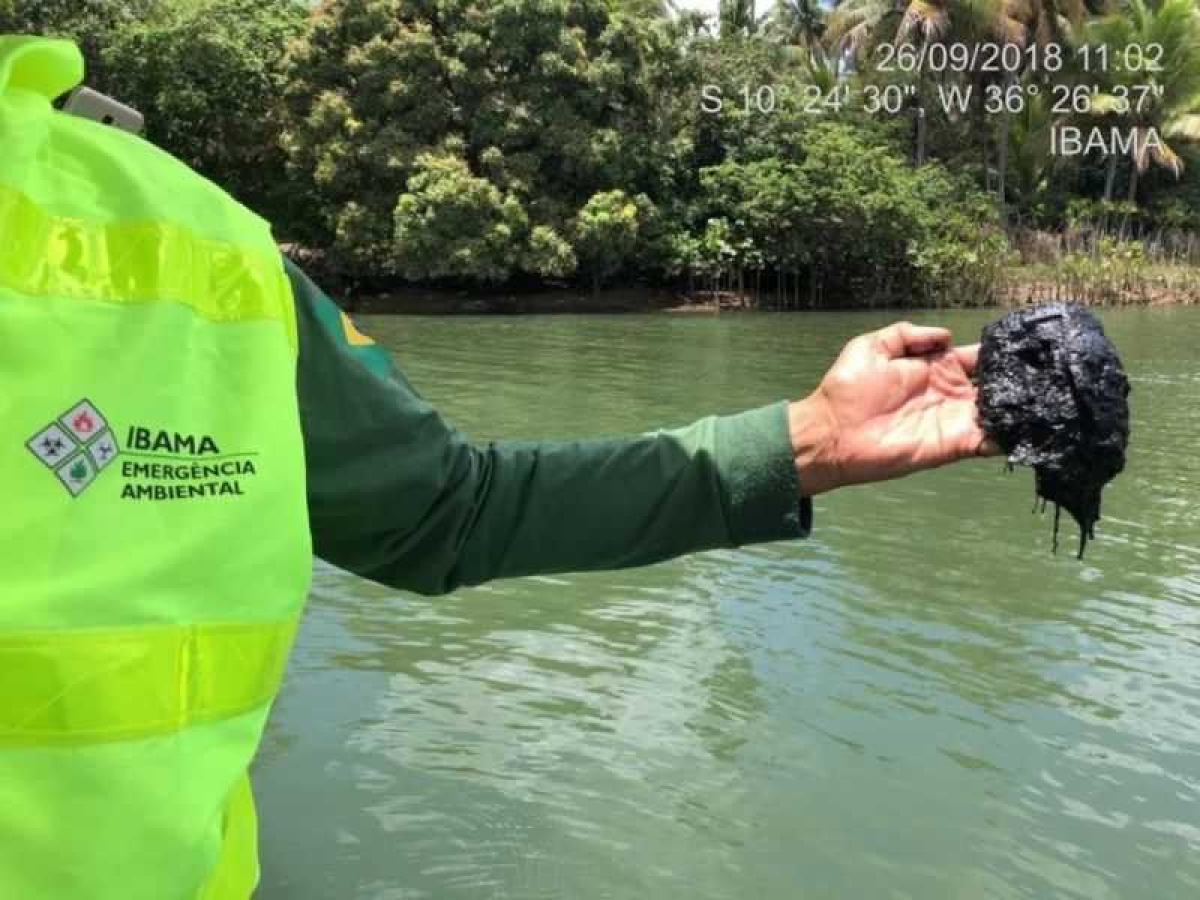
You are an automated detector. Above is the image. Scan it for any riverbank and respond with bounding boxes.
[333,265,1200,314]
[993,264,1200,307]
[341,285,689,315]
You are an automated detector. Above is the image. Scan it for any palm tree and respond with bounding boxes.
[826,1,936,165]
[1004,79,1056,222]
[825,0,1018,55]
[953,1,1100,221]
[950,2,1108,221]
[826,1,1018,169]
[1015,0,1110,46]
[772,0,828,50]
[826,0,927,58]
[720,0,770,37]
[824,1,1114,216]
[1085,0,1200,203]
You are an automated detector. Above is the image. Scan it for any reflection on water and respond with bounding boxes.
[256,309,1200,899]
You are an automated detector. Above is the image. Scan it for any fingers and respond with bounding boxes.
[954,343,980,375]
[974,434,1001,457]
[871,322,952,360]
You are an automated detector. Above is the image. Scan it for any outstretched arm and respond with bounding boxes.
[290,261,992,595]
[290,261,806,595]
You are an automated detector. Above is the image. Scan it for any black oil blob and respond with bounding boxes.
[976,303,1130,558]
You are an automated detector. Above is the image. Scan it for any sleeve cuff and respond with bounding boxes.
[712,400,812,545]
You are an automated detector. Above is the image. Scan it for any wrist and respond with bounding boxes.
[787,393,841,497]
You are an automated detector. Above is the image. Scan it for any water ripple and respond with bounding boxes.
[256,309,1200,899]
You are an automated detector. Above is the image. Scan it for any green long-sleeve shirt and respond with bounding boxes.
[289,260,811,595]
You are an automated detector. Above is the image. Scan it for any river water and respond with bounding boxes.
[255,309,1200,899]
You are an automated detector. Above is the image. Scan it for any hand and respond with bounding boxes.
[788,321,997,497]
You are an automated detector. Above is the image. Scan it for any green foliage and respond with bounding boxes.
[1065,197,1139,227]
[1082,0,1200,186]
[771,0,826,49]
[0,0,307,220]
[8,0,1199,303]
[1004,80,1057,223]
[688,123,1005,304]
[689,34,814,166]
[524,225,578,279]
[102,0,308,221]
[907,172,1014,307]
[1145,155,1200,229]
[0,0,164,92]
[280,0,689,277]
[1060,235,1148,303]
[393,152,529,282]
[573,190,655,287]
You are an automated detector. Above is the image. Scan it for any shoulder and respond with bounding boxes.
[283,257,396,379]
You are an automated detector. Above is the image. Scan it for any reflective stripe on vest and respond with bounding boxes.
[0,618,299,745]
[0,36,312,900]
[0,181,294,330]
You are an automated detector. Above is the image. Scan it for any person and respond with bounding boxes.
[0,35,994,900]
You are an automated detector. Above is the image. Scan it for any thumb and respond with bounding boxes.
[872,322,952,360]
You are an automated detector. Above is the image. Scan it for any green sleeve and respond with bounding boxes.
[288,259,811,595]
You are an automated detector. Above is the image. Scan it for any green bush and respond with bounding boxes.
[392,152,529,282]
[682,123,1009,306]
[280,0,688,280]
[101,0,308,223]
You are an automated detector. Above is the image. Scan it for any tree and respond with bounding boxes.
[0,0,166,93]
[280,0,689,281]
[829,1,1007,167]
[102,0,309,222]
[719,0,768,38]
[825,0,973,56]
[1085,0,1200,203]
[829,1,1106,218]
[991,1,1114,222]
[0,0,306,221]
[772,0,826,49]
[573,190,654,291]
[691,123,1004,306]
[614,0,675,18]
[393,152,531,282]
[1003,82,1058,223]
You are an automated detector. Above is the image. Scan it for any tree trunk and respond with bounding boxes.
[978,73,991,193]
[912,72,927,166]
[997,72,1012,228]
[997,117,1008,226]
[1103,154,1118,201]
[914,102,927,166]
[1127,162,1139,204]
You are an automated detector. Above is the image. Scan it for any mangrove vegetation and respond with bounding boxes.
[7,0,1200,307]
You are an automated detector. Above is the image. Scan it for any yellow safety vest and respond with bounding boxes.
[0,36,312,898]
